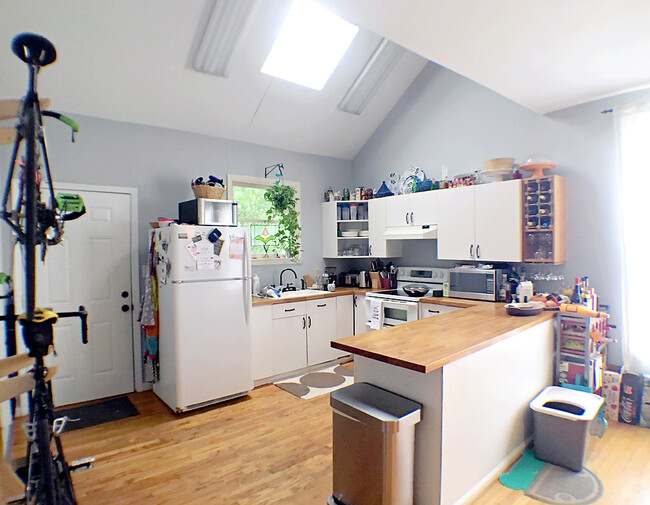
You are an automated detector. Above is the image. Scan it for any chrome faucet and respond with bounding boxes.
[279,268,298,291]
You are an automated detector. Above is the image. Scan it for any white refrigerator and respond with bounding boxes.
[153,224,253,412]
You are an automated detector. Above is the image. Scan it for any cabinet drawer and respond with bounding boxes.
[272,301,307,319]
[307,298,336,313]
[419,303,463,319]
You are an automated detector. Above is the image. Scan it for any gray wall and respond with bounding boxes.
[0,116,353,289]
[352,62,650,366]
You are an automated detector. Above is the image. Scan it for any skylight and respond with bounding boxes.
[261,0,359,90]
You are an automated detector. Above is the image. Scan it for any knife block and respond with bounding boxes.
[369,272,381,289]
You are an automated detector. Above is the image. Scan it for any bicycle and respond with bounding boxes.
[0,33,90,505]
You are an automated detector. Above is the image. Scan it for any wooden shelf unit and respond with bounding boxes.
[522,175,566,264]
[554,312,609,391]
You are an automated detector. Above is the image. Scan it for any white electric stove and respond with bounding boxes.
[365,267,449,328]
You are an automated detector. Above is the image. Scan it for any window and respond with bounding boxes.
[260,0,358,90]
[616,103,650,375]
[227,174,301,264]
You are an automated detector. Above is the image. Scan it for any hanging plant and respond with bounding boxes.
[264,184,301,261]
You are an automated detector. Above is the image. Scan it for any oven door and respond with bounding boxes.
[371,299,419,327]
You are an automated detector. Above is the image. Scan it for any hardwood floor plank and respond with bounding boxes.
[11,382,650,505]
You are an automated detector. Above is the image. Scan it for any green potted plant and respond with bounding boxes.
[264,184,301,261]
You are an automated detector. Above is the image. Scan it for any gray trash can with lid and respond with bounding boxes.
[329,382,422,505]
[530,386,604,472]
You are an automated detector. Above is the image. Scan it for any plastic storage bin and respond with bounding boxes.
[530,386,604,471]
[329,382,422,505]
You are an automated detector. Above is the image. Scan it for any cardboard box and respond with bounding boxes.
[601,368,622,421]
[640,374,650,428]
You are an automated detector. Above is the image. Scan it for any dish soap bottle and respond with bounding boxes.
[252,273,260,295]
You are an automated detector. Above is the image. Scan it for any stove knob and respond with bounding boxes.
[432,271,438,278]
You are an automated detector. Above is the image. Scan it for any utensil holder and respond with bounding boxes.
[380,278,390,289]
[369,272,381,289]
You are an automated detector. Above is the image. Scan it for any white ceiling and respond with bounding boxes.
[319,0,650,114]
[0,0,426,161]
[1,1,649,161]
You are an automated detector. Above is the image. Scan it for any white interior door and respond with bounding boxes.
[35,188,135,406]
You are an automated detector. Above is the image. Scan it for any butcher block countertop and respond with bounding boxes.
[252,287,381,306]
[331,299,555,373]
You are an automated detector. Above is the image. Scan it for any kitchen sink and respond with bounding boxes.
[279,289,325,298]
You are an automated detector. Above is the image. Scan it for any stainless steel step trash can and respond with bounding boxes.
[530,386,604,472]
[329,382,422,505]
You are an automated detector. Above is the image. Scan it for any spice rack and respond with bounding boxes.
[522,175,566,264]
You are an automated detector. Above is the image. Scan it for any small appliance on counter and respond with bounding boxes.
[179,198,238,226]
[448,266,504,301]
[339,272,360,287]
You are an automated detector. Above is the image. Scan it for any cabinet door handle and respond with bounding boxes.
[317,303,326,307]
[476,244,481,259]
[410,211,414,224]
[405,212,409,224]
[303,316,306,329]
[469,244,474,258]
[285,307,295,312]
[369,244,372,254]
[428,309,440,314]
[308,316,312,328]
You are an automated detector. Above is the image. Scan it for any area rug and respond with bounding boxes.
[501,450,603,505]
[274,364,353,399]
[54,396,139,431]
[499,449,546,490]
[525,464,603,505]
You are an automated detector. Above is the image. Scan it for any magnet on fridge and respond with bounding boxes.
[213,239,224,256]
[208,228,222,243]
[192,234,203,243]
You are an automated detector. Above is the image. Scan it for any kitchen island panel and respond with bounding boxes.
[440,318,554,505]
[351,318,554,505]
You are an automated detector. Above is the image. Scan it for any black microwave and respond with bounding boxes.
[449,267,503,301]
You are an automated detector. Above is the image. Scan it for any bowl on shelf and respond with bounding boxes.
[358,230,369,237]
[340,230,359,237]
[483,158,515,171]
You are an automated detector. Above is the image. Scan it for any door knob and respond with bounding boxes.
[121,304,130,312]
[121,291,129,298]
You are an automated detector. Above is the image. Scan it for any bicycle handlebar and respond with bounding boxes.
[57,305,88,344]
[42,111,80,133]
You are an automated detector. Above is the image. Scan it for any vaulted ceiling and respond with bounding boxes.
[1,0,648,161]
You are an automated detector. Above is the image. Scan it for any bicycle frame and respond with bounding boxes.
[1,33,88,505]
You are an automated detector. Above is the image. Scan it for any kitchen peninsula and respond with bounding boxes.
[331,300,555,505]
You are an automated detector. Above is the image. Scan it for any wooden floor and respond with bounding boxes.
[10,385,650,505]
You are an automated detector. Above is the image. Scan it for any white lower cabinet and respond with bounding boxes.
[419,303,463,319]
[252,296,352,383]
[250,304,273,381]
[354,294,368,335]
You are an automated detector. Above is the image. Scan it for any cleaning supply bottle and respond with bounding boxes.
[252,274,260,295]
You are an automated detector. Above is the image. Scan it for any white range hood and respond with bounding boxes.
[383,225,437,240]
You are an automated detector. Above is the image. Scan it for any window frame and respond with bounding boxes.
[227,174,302,265]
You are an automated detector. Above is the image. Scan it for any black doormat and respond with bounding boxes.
[54,396,139,432]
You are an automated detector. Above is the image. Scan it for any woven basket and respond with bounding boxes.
[192,184,225,200]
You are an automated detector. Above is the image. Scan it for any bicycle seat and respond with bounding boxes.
[11,33,56,67]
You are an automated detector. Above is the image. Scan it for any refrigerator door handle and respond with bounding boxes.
[243,231,252,323]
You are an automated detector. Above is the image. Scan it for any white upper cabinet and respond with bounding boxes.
[368,198,402,258]
[437,180,522,262]
[474,180,522,262]
[437,185,475,260]
[385,192,438,227]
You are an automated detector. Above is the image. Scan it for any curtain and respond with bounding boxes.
[616,103,650,375]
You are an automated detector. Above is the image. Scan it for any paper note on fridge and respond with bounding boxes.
[197,258,216,270]
[229,235,244,259]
